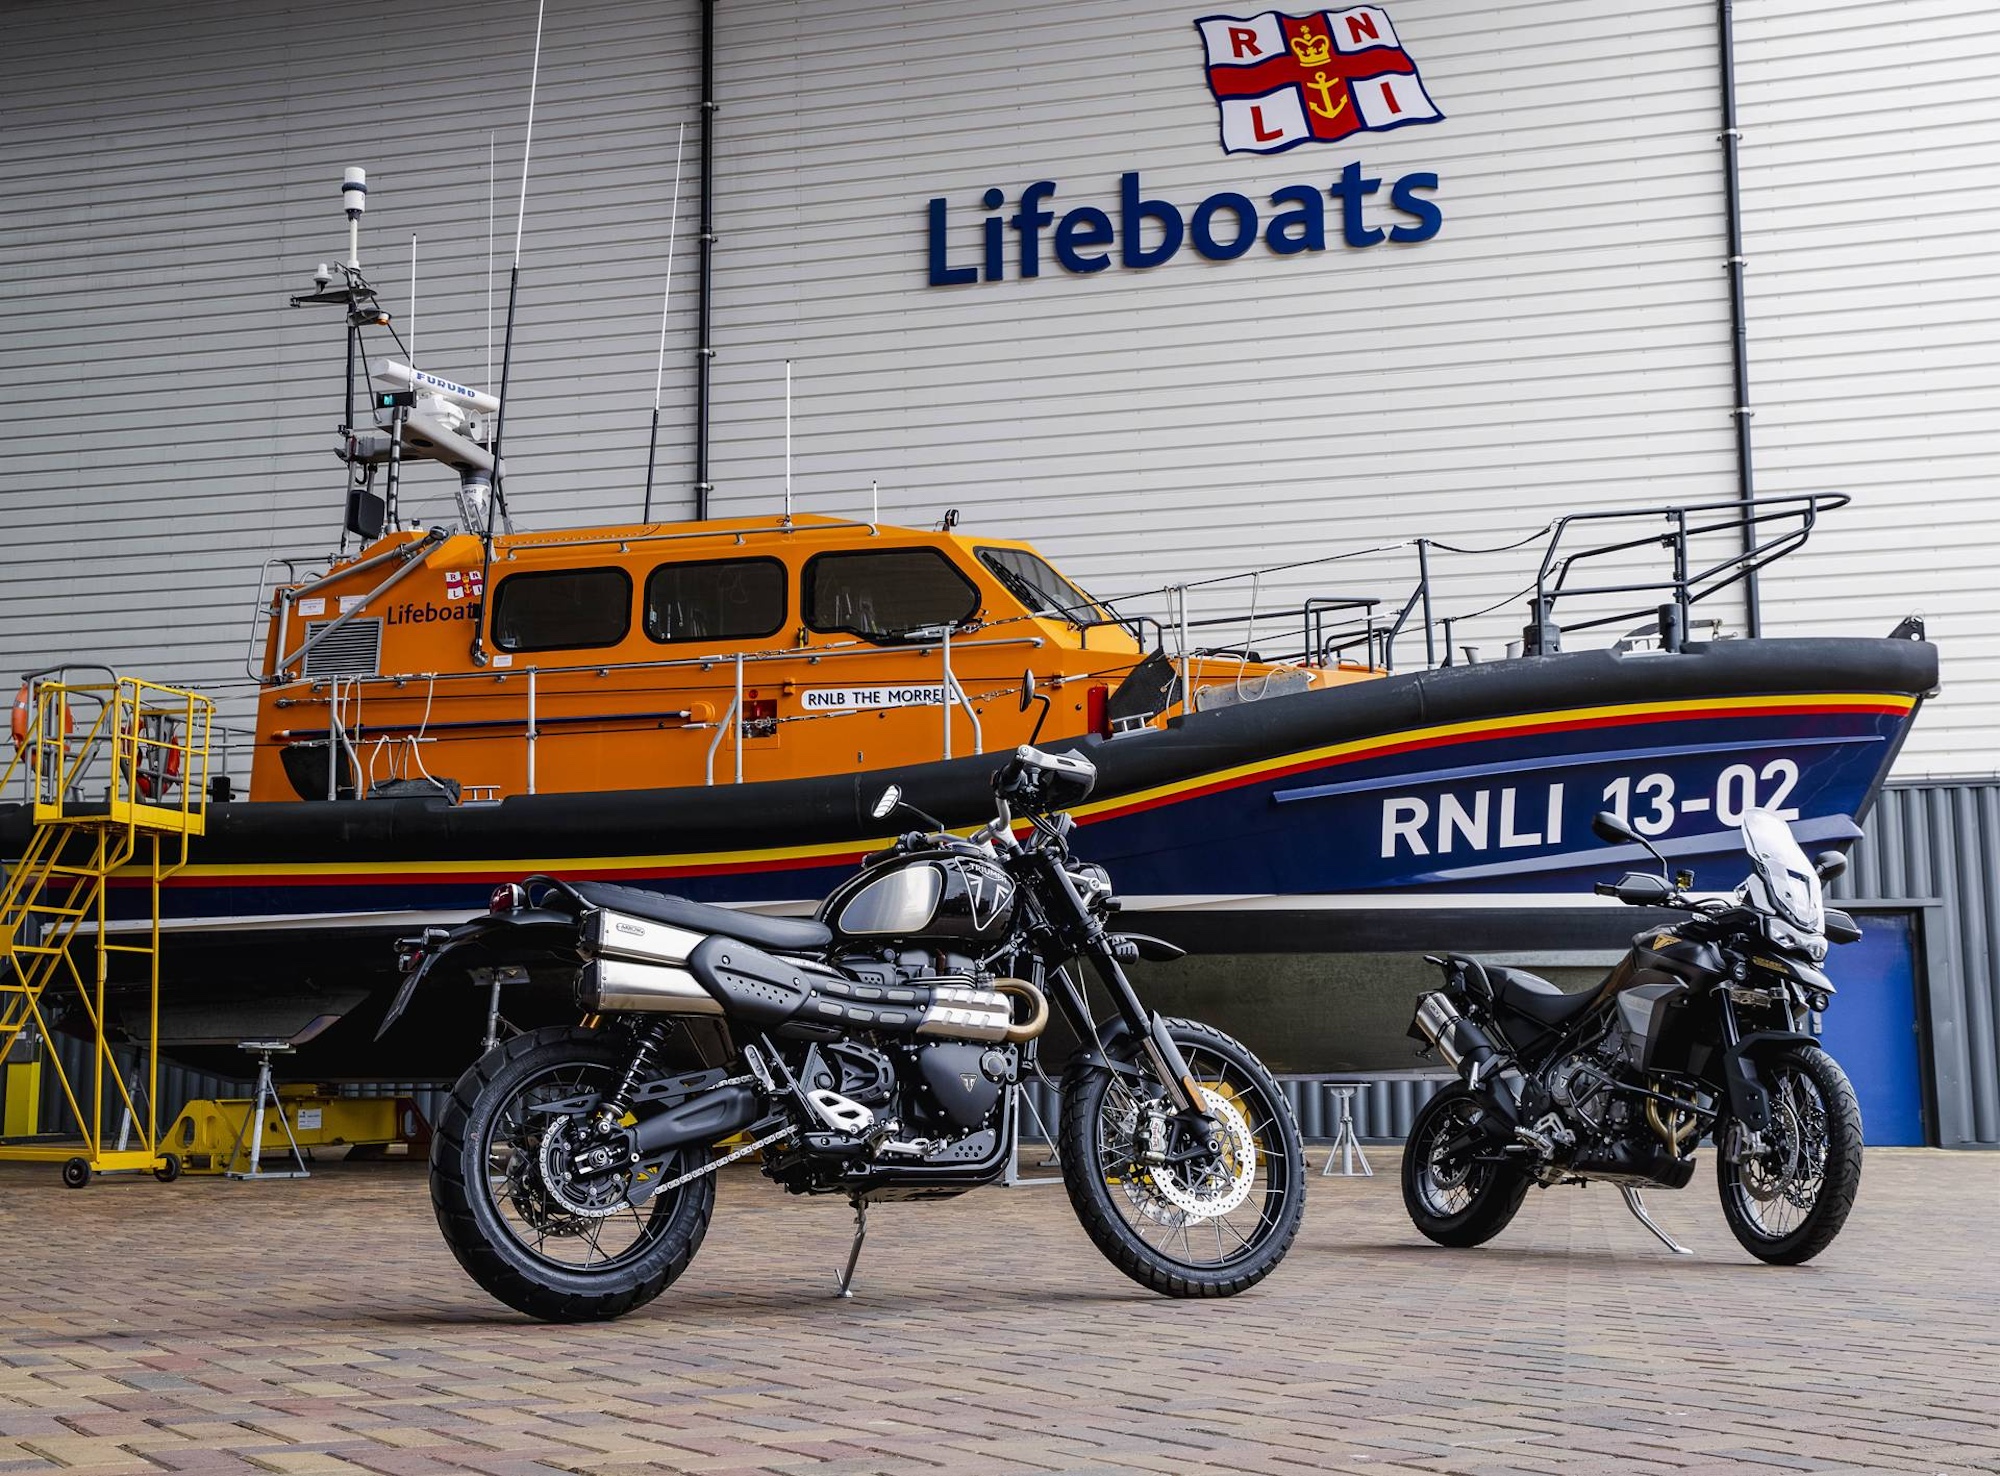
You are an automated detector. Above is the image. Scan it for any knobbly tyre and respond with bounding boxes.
[383,742,1305,1321]
[1404,806,1865,1264]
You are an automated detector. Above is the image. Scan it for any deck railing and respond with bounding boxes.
[155,493,1854,803]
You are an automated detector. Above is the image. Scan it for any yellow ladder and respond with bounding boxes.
[0,674,212,1185]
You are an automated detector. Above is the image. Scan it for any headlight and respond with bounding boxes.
[1069,863,1114,907]
[1764,914,1827,962]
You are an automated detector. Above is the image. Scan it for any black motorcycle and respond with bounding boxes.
[1403,806,1865,1264]
[387,744,1305,1321]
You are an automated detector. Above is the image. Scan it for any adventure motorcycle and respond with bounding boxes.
[386,742,1305,1321]
[1403,805,1865,1264]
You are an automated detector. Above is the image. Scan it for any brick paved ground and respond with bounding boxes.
[0,1147,1994,1475]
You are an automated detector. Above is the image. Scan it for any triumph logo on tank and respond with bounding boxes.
[1195,7,1443,154]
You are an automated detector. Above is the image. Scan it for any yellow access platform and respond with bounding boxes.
[0,671,212,1185]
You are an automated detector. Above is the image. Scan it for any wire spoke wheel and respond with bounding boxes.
[1409,1093,1490,1218]
[480,1058,688,1274]
[432,1026,717,1322]
[1716,1044,1862,1265]
[1061,1018,1304,1297]
[1399,1085,1529,1248]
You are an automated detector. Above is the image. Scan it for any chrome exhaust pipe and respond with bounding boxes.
[1412,990,1525,1120]
[577,958,724,1016]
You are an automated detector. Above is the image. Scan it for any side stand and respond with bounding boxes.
[834,1197,867,1298]
[1318,1086,1373,1177]
[1619,1185,1693,1255]
[224,1043,310,1181]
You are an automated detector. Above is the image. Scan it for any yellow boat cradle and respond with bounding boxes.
[0,672,211,1184]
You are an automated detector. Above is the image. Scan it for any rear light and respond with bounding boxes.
[490,883,527,913]
[1086,684,1110,739]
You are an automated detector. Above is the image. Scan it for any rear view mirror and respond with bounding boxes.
[1019,669,1037,712]
[870,785,902,821]
[1815,850,1848,883]
[1592,810,1639,845]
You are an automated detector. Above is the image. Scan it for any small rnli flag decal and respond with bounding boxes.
[1194,7,1442,155]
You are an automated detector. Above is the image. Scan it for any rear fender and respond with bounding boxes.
[1720,1029,1820,1132]
[377,909,583,1039]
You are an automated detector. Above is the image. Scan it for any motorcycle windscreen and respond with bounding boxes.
[1741,808,1823,932]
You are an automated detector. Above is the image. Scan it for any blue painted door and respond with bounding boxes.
[1817,910,1927,1146]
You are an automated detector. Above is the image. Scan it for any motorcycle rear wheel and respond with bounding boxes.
[1716,1045,1862,1266]
[1060,1017,1305,1298]
[430,1025,716,1322]
[1401,1085,1530,1247]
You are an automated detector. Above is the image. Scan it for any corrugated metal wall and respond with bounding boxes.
[1738,0,2000,778]
[1836,779,2000,1147]
[0,0,702,778]
[0,0,1814,774]
[707,0,1746,658]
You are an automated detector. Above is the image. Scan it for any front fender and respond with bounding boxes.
[1720,1029,1820,1132]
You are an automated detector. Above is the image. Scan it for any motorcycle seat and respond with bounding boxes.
[568,880,833,953]
[1489,964,1597,1027]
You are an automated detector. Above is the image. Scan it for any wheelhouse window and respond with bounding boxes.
[644,557,787,645]
[803,548,980,643]
[976,546,1104,625]
[492,566,632,652]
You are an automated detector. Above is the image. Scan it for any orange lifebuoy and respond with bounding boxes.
[11,682,73,748]
[130,713,184,801]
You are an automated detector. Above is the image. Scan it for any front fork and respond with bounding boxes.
[1038,856,1204,1114]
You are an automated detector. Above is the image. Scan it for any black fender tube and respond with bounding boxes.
[1721,1029,1821,1131]
[628,1083,762,1156]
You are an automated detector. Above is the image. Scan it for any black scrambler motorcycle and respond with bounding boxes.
[385,744,1305,1321]
[1404,805,1865,1264]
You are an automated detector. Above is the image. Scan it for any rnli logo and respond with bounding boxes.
[1195,7,1443,154]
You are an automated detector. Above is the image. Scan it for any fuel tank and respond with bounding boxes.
[817,850,1016,947]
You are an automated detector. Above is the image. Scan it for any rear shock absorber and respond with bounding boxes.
[597,1019,673,1128]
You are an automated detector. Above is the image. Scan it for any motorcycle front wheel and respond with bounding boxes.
[1059,1017,1305,1297]
[1716,1045,1862,1265]
[1401,1085,1530,1247]
[430,1025,716,1322]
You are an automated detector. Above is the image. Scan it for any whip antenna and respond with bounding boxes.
[784,360,793,524]
[408,232,418,367]
[486,132,495,386]
[641,121,687,523]
[471,0,548,668]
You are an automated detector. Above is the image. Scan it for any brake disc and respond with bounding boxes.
[1140,1086,1258,1221]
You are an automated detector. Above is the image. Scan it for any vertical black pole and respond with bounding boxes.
[1417,538,1434,668]
[643,405,661,522]
[471,263,521,667]
[1719,0,1761,637]
[694,0,716,521]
